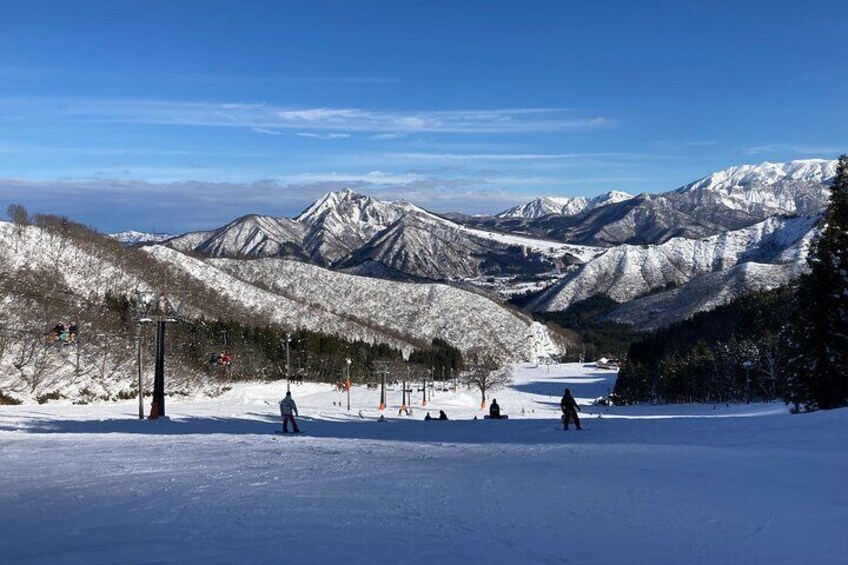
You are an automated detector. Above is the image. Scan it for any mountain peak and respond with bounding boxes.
[681,159,837,194]
[496,191,634,219]
[294,188,373,224]
[108,230,175,245]
[602,190,634,201]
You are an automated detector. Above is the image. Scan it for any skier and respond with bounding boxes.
[279,391,301,433]
[560,388,582,430]
[438,410,448,420]
[489,399,502,419]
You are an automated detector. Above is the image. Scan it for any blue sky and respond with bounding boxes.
[1,0,846,232]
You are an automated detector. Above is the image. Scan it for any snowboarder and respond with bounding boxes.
[279,391,301,433]
[425,412,433,420]
[438,410,448,420]
[489,399,502,419]
[560,388,582,430]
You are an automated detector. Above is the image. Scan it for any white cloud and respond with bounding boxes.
[284,170,423,184]
[6,98,612,134]
[745,143,845,156]
[388,152,628,162]
[368,132,408,140]
[295,132,352,139]
[252,127,283,136]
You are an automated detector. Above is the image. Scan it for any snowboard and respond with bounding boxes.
[483,415,509,420]
[561,415,582,430]
[274,430,304,435]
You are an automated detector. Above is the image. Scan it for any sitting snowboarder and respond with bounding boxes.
[486,399,507,419]
[438,410,448,420]
[560,388,582,430]
[279,391,301,433]
[424,412,433,420]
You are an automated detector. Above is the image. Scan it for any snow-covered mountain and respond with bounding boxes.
[295,188,426,263]
[168,214,309,260]
[108,230,174,245]
[164,160,834,270]
[527,213,819,315]
[470,160,836,246]
[153,159,836,328]
[674,159,836,216]
[497,197,588,219]
[168,189,428,265]
[203,256,562,360]
[605,260,807,330]
[0,220,565,402]
[167,188,586,280]
[337,213,561,280]
[496,191,633,219]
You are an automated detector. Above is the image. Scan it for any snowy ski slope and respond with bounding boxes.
[1,363,844,565]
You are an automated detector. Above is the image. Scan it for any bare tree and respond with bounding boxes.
[460,346,513,408]
[758,334,784,401]
[6,204,30,226]
[6,204,30,253]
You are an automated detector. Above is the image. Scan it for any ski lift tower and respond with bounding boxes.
[373,360,394,411]
[135,290,186,420]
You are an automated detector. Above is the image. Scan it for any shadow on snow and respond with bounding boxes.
[0,408,800,449]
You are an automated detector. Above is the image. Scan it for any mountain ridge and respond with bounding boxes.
[152,158,835,328]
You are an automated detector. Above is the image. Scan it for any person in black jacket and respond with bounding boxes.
[438,410,448,420]
[489,399,501,419]
[560,388,582,430]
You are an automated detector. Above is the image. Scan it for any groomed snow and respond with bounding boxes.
[1,363,845,564]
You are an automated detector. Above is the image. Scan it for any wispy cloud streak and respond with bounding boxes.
[1,98,612,134]
[745,143,846,156]
[388,151,640,162]
[296,132,351,139]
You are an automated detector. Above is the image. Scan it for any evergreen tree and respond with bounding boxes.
[785,154,848,410]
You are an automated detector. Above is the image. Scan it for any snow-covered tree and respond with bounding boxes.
[784,154,848,411]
